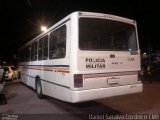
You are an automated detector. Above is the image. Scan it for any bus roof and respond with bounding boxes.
[20,11,136,49]
[78,11,136,24]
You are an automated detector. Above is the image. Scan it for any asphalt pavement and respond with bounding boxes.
[0,79,160,120]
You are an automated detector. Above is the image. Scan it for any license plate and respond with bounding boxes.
[107,77,119,85]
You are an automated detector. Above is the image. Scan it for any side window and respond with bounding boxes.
[38,38,43,60]
[43,36,48,60]
[26,45,31,61]
[38,35,48,60]
[31,41,38,61]
[49,25,66,59]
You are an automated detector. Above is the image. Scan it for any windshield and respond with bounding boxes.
[79,18,138,51]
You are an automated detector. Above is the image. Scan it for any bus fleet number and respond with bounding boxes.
[128,58,135,61]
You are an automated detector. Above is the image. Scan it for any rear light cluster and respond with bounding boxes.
[74,74,83,88]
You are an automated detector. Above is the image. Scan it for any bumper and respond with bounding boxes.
[71,83,143,103]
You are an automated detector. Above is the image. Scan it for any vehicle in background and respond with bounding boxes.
[141,53,160,71]
[3,66,18,81]
[141,52,160,82]
[0,66,4,80]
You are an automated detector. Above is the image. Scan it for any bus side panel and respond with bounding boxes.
[21,62,31,86]
[21,65,26,84]
[42,71,72,102]
[42,20,71,98]
[41,59,70,86]
[28,61,43,89]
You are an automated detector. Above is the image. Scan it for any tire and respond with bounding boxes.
[36,78,44,99]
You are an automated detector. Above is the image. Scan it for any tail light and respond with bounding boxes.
[74,74,83,88]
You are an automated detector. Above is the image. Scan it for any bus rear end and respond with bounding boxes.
[70,12,142,103]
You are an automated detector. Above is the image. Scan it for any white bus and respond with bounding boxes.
[18,11,143,103]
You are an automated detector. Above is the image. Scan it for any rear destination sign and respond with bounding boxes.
[86,58,106,69]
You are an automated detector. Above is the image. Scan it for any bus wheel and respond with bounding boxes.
[36,79,44,99]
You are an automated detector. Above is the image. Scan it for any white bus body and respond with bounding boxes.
[19,12,142,103]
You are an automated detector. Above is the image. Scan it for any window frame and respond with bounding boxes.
[49,25,67,59]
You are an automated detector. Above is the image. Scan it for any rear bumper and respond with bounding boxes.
[71,83,143,103]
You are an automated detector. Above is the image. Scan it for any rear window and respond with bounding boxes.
[79,18,138,51]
